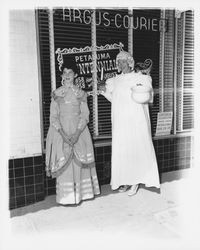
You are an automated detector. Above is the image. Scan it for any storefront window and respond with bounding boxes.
[36,8,194,148]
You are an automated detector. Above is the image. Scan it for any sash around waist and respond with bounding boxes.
[60,112,80,118]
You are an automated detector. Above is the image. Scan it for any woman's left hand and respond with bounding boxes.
[69,129,82,145]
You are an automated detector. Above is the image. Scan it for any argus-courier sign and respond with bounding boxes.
[56,42,123,92]
[62,8,167,32]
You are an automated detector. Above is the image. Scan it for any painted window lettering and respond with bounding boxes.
[62,8,165,32]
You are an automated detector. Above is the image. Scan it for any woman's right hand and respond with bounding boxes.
[46,169,51,177]
[63,135,73,146]
[58,128,73,146]
[99,85,106,93]
[98,80,106,93]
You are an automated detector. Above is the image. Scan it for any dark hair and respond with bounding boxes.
[61,60,78,74]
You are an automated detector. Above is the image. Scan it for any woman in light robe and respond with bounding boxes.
[45,61,100,205]
[100,51,160,196]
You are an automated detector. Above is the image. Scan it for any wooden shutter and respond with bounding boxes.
[132,9,161,136]
[182,10,194,130]
[163,10,175,115]
[176,10,194,131]
[37,9,51,145]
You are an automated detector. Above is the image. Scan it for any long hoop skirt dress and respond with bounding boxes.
[103,72,160,190]
[46,86,100,204]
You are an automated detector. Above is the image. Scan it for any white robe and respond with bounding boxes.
[103,71,160,190]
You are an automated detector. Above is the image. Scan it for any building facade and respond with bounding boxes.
[9,8,194,209]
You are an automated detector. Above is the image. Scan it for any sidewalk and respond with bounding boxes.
[9,169,190,238]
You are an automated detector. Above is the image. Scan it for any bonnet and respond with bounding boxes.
[116,51,135,71]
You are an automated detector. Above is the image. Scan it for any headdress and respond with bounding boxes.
[116,51,135,71]
[134,59,153,75]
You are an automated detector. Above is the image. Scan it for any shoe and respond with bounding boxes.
[128,185,139,196]
[118,185,130,193]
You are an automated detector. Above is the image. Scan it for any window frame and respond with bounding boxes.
[37,8,194,151]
